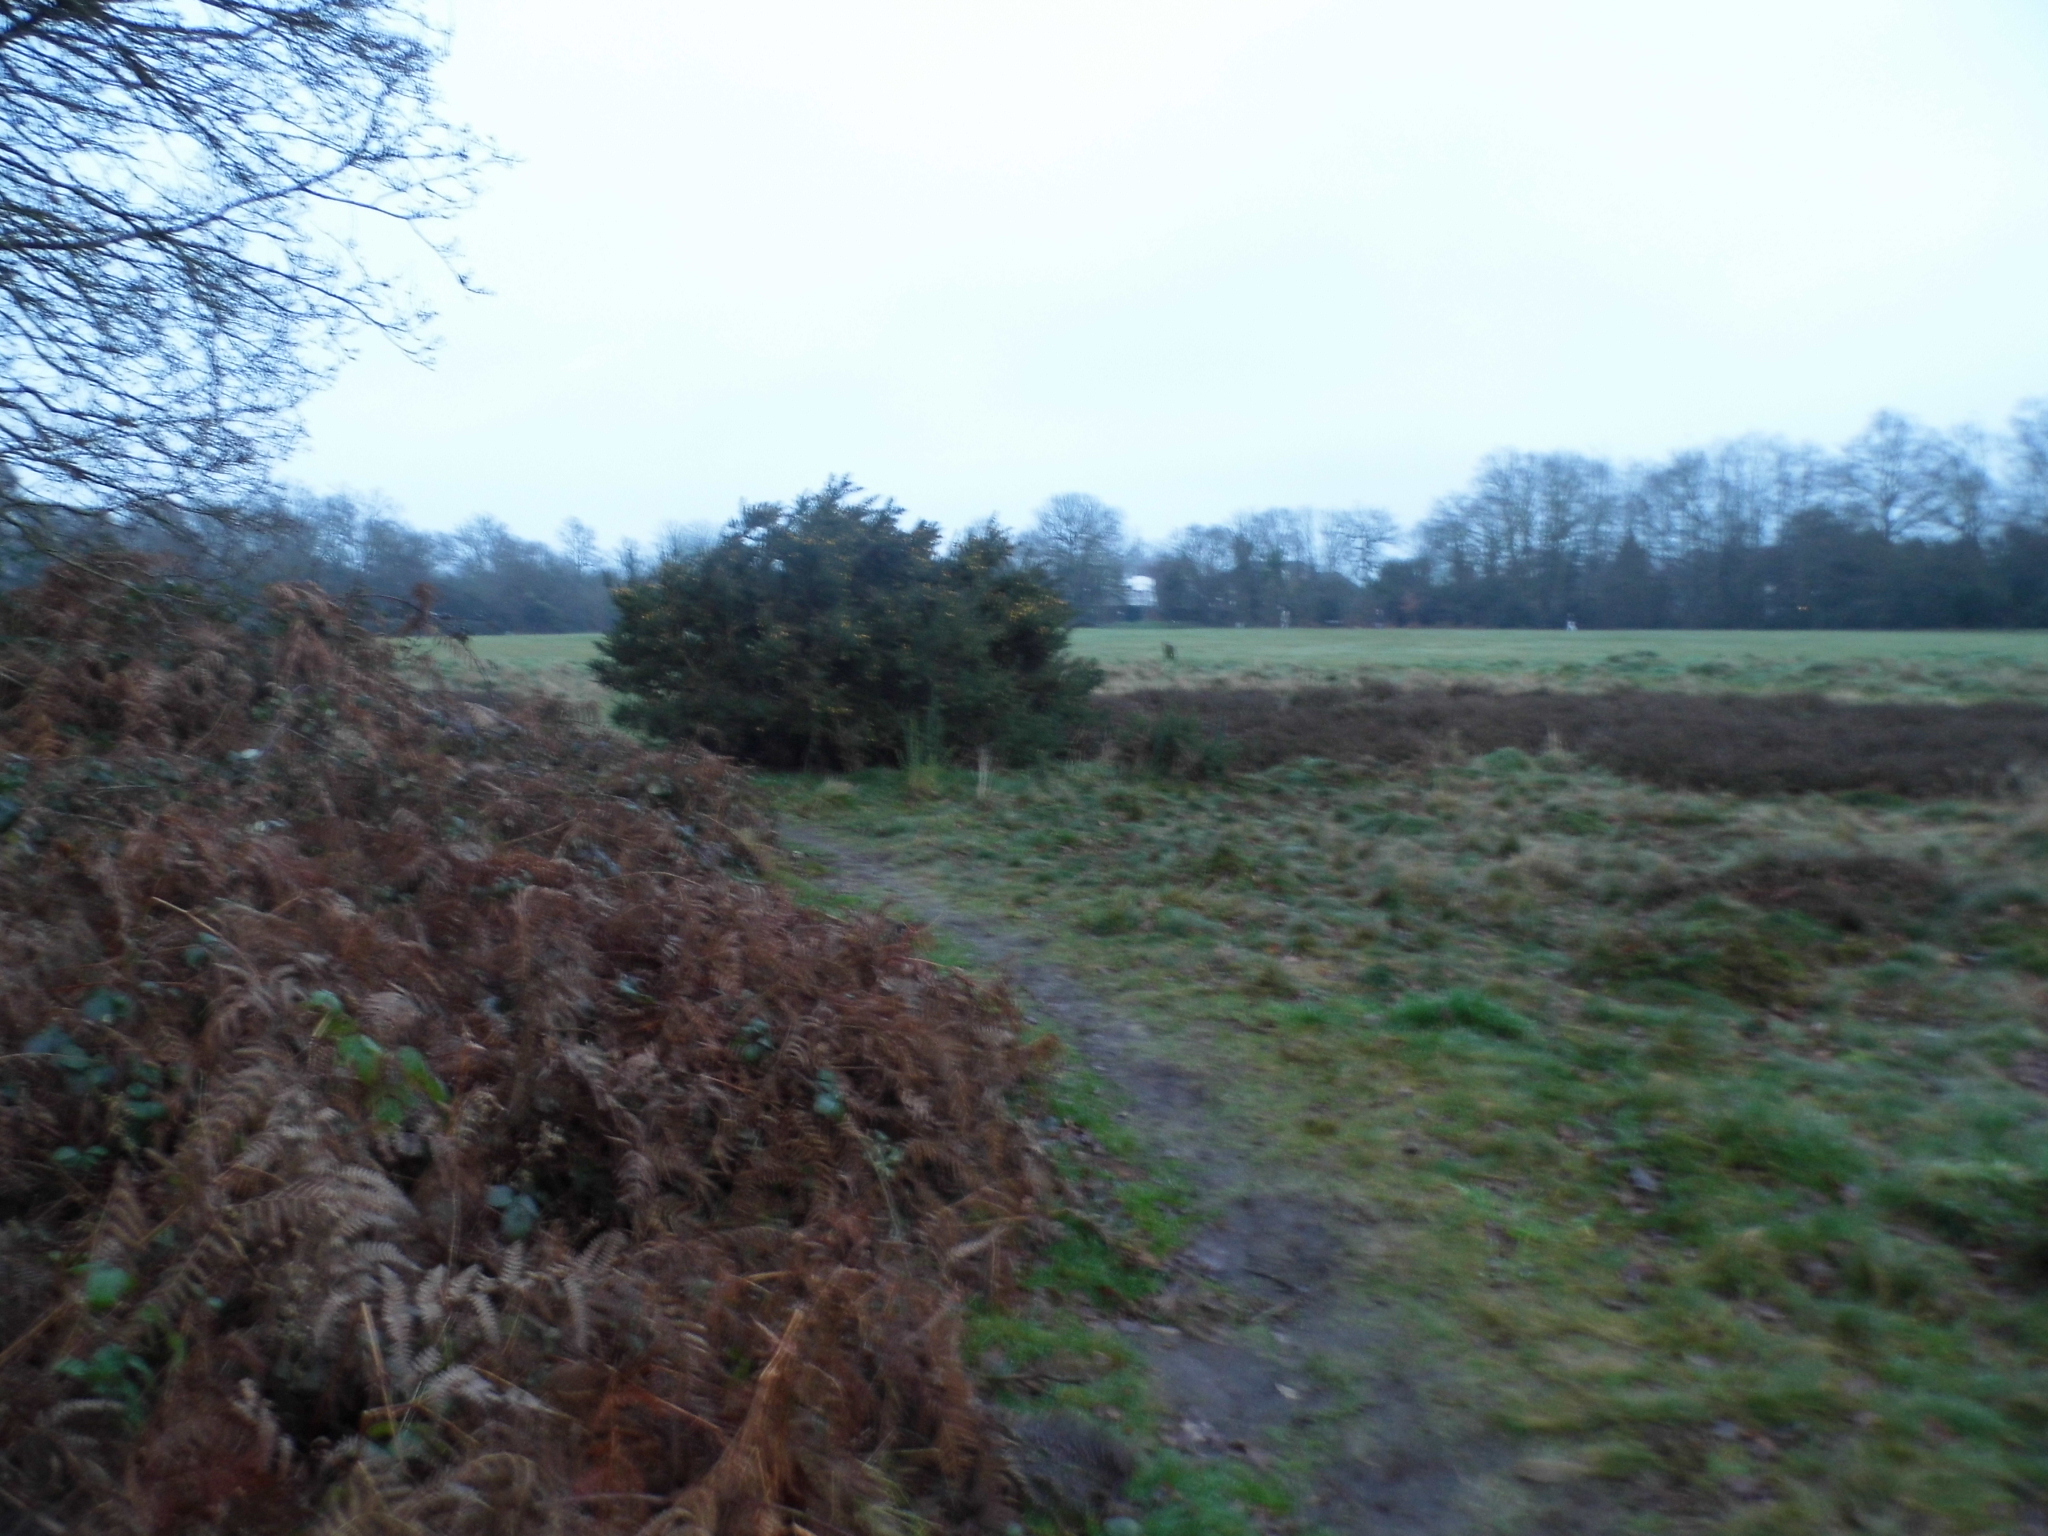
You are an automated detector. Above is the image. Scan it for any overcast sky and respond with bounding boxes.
[286,0,2048,548]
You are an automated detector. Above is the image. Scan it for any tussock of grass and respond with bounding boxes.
[1388,988,1535,1039]
[776,751,2048,1533]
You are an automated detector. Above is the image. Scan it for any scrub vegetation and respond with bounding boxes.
[771,720,2048,1533]
[0,563,1080,1534]
[596,479,1099,769]
[23,552,2048,1532]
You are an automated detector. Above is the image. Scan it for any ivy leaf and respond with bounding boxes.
[812,1067,846,1121]
[395,1046,449,1105]
[25,1024,90,1073]
[80,988,134,1025]
[55,1343,152,1424]
[735,1016,775,1064]
[485,1185,541,1239]
[82,1262,133,1311]
[51,1145,108,1173]
[333,1031,385,1086]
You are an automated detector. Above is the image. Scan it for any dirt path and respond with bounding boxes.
[780,822,1559,1536]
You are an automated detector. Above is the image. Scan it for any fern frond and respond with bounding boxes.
[411,1363,546,1415]
[88,1163,148,1270]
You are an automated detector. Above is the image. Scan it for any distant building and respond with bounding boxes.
[1122,575,1158,621]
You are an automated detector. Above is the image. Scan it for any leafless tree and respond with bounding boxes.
[1832,411,1954,542]
[1018,491,1126,623]
[2006,399,2048,527]
[0,0,498,549]
[1706,437,1826,550]
[655,521,715,564]
[1318,507,1398,585]
[559,517,603,574]
[1925,426,1996,543]
[1232,507,1315,568]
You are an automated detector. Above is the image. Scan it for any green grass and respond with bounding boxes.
[770,754,2048,1534]
[425,632,613,706]
[1075,625,2048,672]
[463,628,2048,705]
[1080,626,2048,701]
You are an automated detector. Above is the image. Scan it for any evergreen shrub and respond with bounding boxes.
[596,479,1103,768]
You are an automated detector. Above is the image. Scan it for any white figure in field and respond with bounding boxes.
[1565,618,1578,631]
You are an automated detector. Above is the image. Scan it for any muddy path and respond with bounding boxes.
[779,822,1590,1535]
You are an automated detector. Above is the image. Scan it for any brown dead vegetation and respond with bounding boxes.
[1710,853,1952,934]
[1102,683,2048,797]
[0,563,1049,1534]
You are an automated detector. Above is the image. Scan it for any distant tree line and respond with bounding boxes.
[1014,399,2048,629]
[1006,494,1400,628]
[159,491,620,635]
[1394,404,2048,628]
[22,396,2043,634]
[1141,506,1399,627]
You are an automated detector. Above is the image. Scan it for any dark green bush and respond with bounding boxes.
[595,479,1102,768]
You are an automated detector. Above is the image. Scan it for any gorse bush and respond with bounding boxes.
[596,478,1102,768]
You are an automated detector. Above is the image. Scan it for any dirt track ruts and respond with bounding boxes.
[779,820,1592,1535]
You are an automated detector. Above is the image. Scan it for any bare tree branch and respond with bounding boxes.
[0,0,502,546]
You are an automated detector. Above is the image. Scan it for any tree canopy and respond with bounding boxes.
[594,479,1102,768]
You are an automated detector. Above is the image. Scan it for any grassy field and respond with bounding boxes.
[769,750,2048,1534]
[454,628,2048,1527]
[423,631,614,705]
[461,629,2048,705]
[1088,627,2048,700]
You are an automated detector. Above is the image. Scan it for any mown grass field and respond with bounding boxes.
[462,628,2048,705]
[768,746,2048,1534]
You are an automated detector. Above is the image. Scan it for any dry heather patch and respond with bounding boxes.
[0,564,1049,1534]
[1100,685,2048,797]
